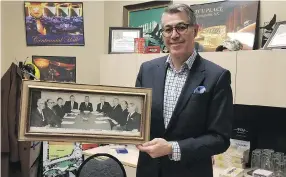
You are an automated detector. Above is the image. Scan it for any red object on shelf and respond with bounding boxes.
[145,46,160,53]
[134,38,145,53]
[82,143,99,150]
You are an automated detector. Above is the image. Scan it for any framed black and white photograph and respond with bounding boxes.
[18,80,152,145]
[263,21,286,49]
[108,27,143,54]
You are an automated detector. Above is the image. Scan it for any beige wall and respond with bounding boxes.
[2,1,286,81]
[103,1,143,54]
[99,50,286,108]
[1,1,104,85]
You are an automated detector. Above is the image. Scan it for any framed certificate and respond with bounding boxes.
[263,21,286,49]
[108,27,143,54]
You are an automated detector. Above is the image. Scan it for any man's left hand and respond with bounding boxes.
[136,138,172,158]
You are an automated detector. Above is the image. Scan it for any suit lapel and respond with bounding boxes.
[36,109,42,118]
[165,55,205,132]
[153,56,168,129]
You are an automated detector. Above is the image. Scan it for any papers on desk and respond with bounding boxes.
[64,116,76,119]
[62,121,75,125]
[64,113,77,119]
[71,109,80,113]
[96,117,110,120]
[83,145,139,168]
[91,112,104,116]
[94,120,108,124]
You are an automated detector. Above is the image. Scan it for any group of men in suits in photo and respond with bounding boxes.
[30,95,141,132]
[30,97,64,127]
[96,96,141,131]
[30,94,90,127]
[63,95,78,113]
[63,95,93,113]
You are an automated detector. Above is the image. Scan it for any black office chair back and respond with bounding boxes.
[76,153,127,177]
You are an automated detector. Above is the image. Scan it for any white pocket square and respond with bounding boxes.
[193,86,206,94]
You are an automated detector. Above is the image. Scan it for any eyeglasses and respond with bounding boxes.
[161,23,192,37]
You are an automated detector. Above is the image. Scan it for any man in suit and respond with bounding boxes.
[112,102,141,132]
[30,98,48,127]
[135,4,233,177]
[119,100,129,126]
[96,96,111,114]
[125,103,141,131]
[53,97,65,124]
[79,96,93,112]
[109,98,122,119]
[64,95,79,113]
[107,98,122,128]
[43,99,61,127]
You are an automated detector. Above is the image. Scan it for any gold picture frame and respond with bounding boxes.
[18,80,152,145]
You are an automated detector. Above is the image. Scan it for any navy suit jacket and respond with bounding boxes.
[96,102,111,114]
[64,101,78,113]
[125,112,141,131]
[79,102,93,112]
[30,109,48,127]
[135,54,233,177]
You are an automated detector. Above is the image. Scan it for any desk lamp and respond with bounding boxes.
[76,153,127,177]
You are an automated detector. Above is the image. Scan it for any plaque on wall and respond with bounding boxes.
[108,27,143,54]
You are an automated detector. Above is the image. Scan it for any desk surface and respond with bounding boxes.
[83,145,244,177]
[61,112,111,130]
[83,145,139,168]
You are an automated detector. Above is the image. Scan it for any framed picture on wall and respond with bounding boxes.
[123,1,172,53]
[191,1,260,52]
[24,2,85,46]
[32,55,76,83]
[108,27,143,54]
[18,80,152,145]
[263,21,286,49]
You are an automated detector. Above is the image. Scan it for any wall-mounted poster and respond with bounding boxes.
[24,2,85,46]
[32,55,76,82]
[42,141,83,177]
[191,1,259,52]
[124,1,171,53]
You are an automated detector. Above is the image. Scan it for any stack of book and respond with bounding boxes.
[214,139,250,169]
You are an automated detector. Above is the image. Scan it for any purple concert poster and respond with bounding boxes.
[24,2,85,46]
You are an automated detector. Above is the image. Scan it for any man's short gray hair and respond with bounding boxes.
[162,4,197,26]
[129,102,138,112]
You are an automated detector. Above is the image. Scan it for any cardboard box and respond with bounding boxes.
[134,38,145,53]
[253,169,274,177]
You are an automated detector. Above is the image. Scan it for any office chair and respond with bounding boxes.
[76,153,127,177]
